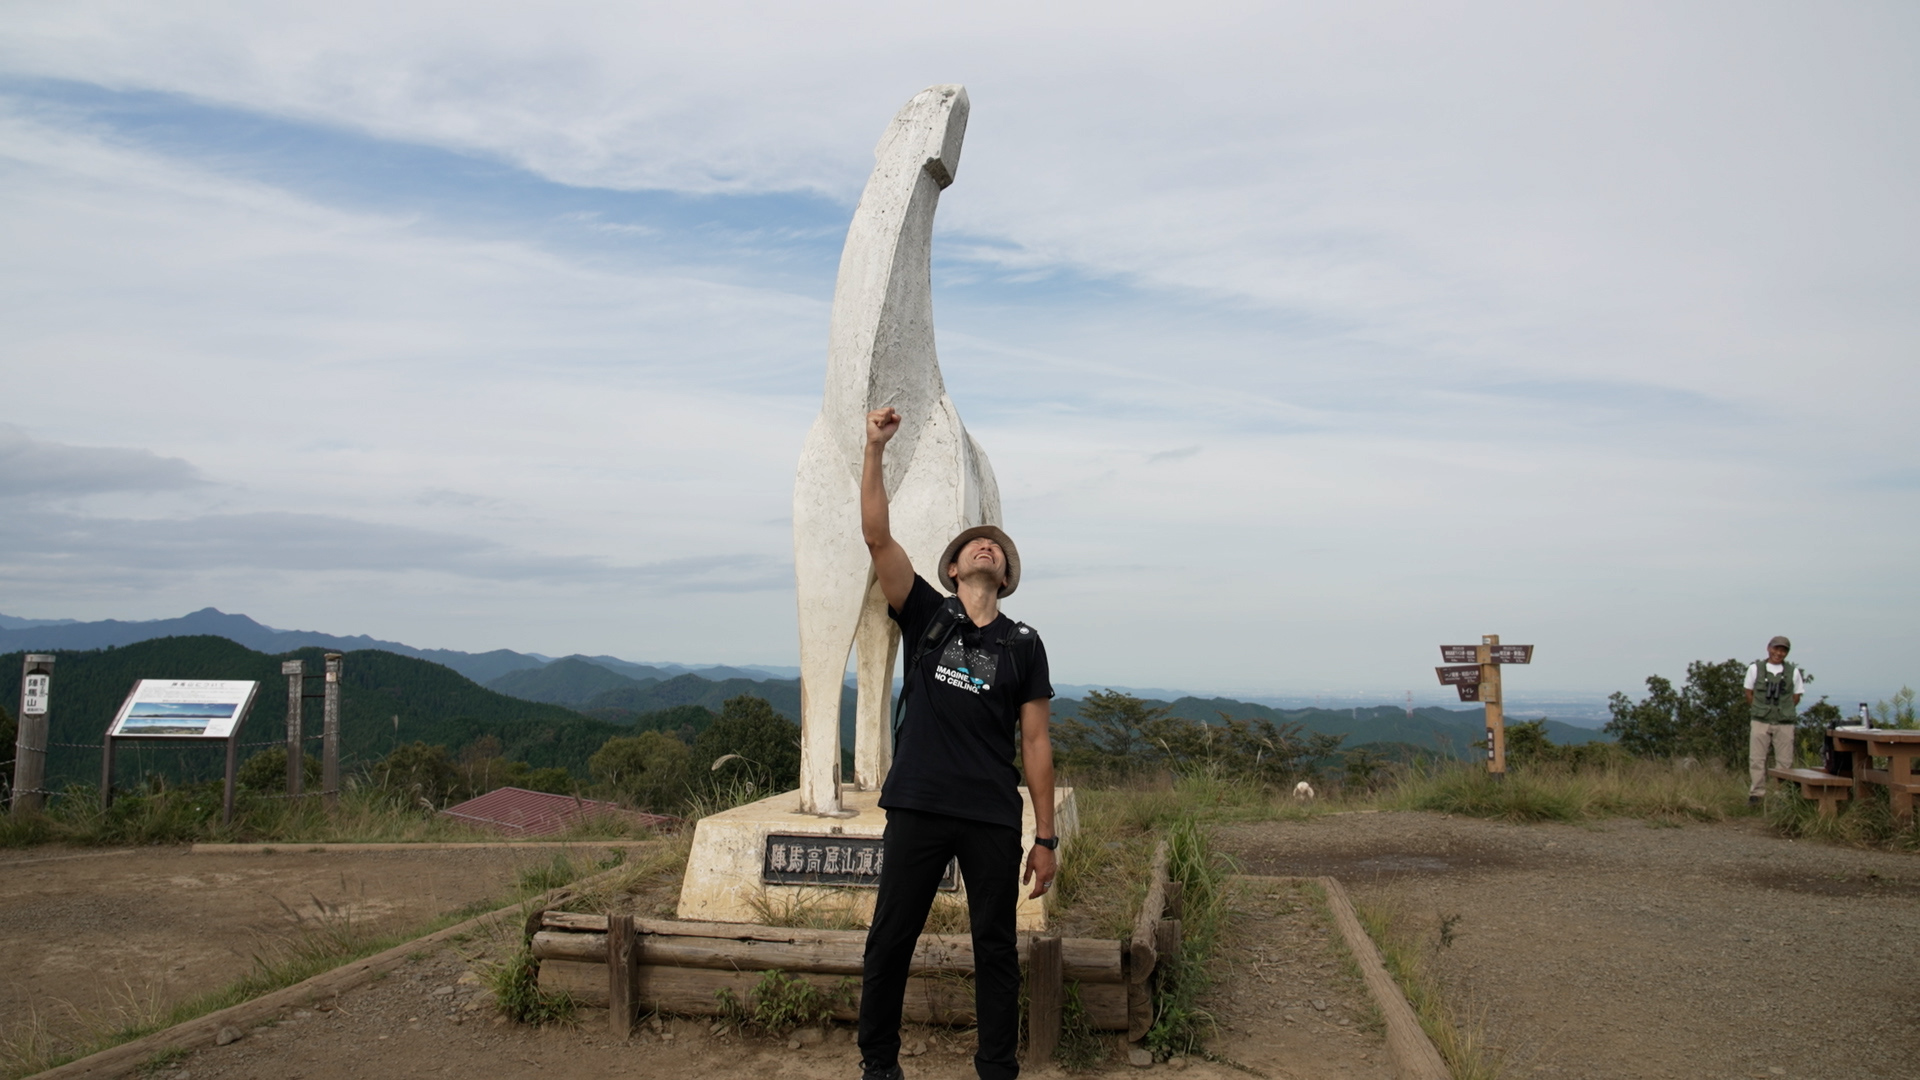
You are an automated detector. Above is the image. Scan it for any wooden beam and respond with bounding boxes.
[1318,877,1448,1080]
[531,923,1124,983]
[538,960,1128,1030]
[1129,838,1171,986]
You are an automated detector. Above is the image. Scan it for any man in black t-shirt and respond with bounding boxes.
[856,405,1058,1080]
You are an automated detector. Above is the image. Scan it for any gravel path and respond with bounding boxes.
[1215,811,1920,1079]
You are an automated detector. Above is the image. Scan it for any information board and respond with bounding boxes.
[108,680,259,739]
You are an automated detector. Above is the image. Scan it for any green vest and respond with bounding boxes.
[1751,661,1798,724]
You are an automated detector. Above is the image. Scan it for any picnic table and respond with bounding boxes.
[1826,726,1920,820]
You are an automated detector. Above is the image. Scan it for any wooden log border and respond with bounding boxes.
[1318,876,1450,1080]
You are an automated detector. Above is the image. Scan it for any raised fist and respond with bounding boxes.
[866,407,902,446]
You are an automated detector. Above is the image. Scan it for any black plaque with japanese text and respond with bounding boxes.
[762,834,958,890]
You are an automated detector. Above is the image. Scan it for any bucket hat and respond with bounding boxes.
[1768,635,1791,651]
[938,525,1020,598]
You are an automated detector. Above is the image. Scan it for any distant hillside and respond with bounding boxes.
[487,656,649,706]
[1052,695,1609,757]
[582,674,860,747]
[0,638,624,790]
[0,609,550,685]
[0,610,807,687]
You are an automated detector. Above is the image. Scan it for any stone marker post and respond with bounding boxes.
[322,653,343,808]
[11,654,54,815]
[282,659,305,796]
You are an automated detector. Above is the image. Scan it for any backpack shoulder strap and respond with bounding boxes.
[892,597,969,739]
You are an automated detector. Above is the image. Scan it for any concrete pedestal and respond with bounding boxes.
[676,785,1078,931]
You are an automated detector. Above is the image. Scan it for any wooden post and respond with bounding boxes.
[1026,935,1063,1064]
[1162,880,1185,922]
[322,653,343,809]
[223,731,239,826]
[607,914,637,1038]
[1154,919,1183,973]
[11,654,54,815]
[1480,634,1506,777]
[100,735,116,811]
[282,660,305,796]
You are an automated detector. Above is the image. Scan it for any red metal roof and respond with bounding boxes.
[438,787,675,836]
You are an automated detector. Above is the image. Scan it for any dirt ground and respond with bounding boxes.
[14,813,1919,1080]
[88,874,1390,1080]
[1217,811,1920,1080]
[0,844,614,1050]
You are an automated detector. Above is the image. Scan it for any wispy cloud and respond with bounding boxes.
[0,425,204,498]
[0,3,1913,699]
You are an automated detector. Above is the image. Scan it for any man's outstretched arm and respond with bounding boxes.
[862,407,914,612]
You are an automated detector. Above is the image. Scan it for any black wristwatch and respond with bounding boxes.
[1033,835,1059,850]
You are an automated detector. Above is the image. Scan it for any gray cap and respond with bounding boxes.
[938,525,1021,598]
[1768,635,1791,651]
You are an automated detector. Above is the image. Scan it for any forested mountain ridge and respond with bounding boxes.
[1057,696,1608,754]
[0,638,624,790]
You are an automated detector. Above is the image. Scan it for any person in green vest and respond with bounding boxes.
[1744,635,1803,804]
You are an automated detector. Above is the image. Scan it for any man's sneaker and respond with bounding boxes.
[860,1066,904,1080]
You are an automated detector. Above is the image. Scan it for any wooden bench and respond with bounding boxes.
[1769,767,1853,816]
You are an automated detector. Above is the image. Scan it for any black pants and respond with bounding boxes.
[859,808,1022,1080]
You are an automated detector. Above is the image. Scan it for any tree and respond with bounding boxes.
[1053,690,1168,776]
[236,747,321,792]
[1606,659,1754,766]
[374,741,460,806]
[1606,676,1679,758]
[690,695,800,796]
[590,730,692,811]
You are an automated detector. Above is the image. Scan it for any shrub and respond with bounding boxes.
[235,747,322,792]
[373,742,459,807]
[691,696,800,797]
[588,730,690,811]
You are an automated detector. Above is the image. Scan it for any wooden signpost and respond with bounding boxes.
[1435,636,1534,776]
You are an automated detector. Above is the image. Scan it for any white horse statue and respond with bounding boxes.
[791,85,1001,816]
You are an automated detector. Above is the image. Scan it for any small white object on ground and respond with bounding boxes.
[214,1026,243,1046]
[1293,781,1316,801]
[1127,1047,1154,1067]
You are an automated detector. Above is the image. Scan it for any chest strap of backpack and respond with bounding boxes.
[890,600,1043,743]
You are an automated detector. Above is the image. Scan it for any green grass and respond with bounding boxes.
[1351,890,1503,1080]
[1764,780,1920,850]
[0,779,664,848]
[714,971,856,1035]
[1380,757,1748,823]
[0,850,622,1080]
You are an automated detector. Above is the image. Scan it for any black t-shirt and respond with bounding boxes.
[881,574,1053,830]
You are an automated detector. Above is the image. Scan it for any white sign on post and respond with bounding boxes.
[22,674,50,715]
[108,680,258,739]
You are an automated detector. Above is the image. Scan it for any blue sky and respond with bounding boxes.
[1,1,1915,706]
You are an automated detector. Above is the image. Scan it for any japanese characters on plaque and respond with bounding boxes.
[762,834,957,890]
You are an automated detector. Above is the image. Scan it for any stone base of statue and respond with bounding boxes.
[675,785,1078,932]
